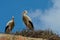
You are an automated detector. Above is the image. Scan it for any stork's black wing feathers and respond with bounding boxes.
[29,21,34,30]
[5,25,9,32]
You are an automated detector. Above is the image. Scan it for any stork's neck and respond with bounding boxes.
[23,13,27,16]
[12,18,14,22]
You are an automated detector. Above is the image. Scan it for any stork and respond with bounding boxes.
[5,16,15,33]
[23,10,34,31]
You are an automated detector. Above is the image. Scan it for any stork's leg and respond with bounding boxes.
[25,28,28,32]
[32,30,34,34]
[25,21,29,32]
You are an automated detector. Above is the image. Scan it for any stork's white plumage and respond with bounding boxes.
[23,10,34,30]
[5,16,15,33]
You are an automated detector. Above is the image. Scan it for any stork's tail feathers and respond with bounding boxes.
[5,26,8,33]
[5,26,10,33]
[29,21,34,31]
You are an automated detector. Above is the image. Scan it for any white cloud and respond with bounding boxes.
[28,0,60,35]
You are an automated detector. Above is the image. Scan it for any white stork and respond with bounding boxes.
[5,16,15,33]
[23,10,34,31]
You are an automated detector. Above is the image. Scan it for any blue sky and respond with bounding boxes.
[0,0,53,33]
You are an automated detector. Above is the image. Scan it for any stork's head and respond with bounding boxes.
[23,10,28,15]
[12,16,14,19]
